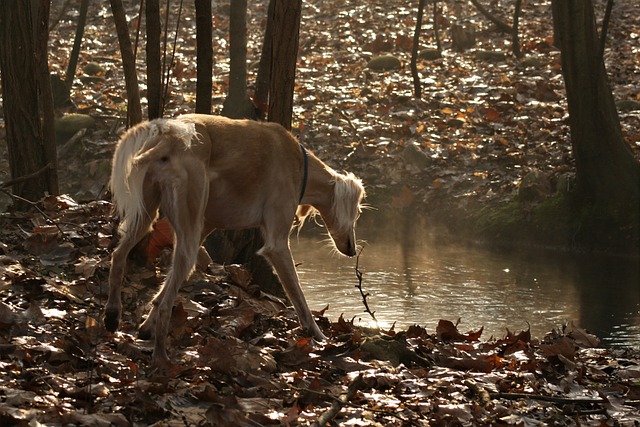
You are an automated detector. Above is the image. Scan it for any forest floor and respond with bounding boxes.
[0,0,639,425]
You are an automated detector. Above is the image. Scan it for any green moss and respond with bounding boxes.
[366,55,402,71]
[472,199,523,240]
[55,113,96,142]
[471,192,578,248]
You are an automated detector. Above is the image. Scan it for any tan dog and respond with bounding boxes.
[104,114,365,366]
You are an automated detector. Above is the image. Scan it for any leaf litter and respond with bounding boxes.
[1,0,640,425]
[0,196,638,425]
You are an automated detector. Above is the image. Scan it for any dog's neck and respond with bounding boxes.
[300,156,338,218]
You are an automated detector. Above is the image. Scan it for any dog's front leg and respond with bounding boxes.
[259,243,327,341]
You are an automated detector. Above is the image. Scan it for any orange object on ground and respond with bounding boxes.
[146,218,174,263]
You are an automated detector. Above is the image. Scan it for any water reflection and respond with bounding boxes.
[291,227,639,349]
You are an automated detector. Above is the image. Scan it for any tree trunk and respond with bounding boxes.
[65,0,88,92]
[253,0,275,119]
[195,0,213,114]
[552,0,640,250]
[411,0,426,99]
[0,0,57,209]
[109,0,142,126]
[208,0,280,296]
[146,0,162,119]
[221,0,256,119]
[34,0,58,197]
[267,0,302,130]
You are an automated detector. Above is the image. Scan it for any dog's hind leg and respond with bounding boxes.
[105,187,160,333]
[141,161,208,366]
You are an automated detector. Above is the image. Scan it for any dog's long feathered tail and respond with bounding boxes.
[110,119,197,236]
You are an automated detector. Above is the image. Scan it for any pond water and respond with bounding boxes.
[290,227,640,349]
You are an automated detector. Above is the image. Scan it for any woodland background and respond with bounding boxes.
[0,0,639,425]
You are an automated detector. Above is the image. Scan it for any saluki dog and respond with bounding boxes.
[104,114,365,366]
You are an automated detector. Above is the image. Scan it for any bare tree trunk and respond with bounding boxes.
[512,0,523,58]
[253,0,275,119]
[109,0,142,126]
[552,0,640,250]
[267,0,302,130]
[221,0,256,119]
[0,1,57,209]
[35,0,58,196]
[433,0,441,51]
[208,0,279,296]
[411,0,426,99]
[146,0,162,119]
[64,0,88,91]
[195,0,212,114]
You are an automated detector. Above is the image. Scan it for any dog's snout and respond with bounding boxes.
[342,236,357,257]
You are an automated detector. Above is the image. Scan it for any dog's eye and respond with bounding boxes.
[160,156,169,163]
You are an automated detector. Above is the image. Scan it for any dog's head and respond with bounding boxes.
[324,172,365,257]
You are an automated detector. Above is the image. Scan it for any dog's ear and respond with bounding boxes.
[294,205,316,228]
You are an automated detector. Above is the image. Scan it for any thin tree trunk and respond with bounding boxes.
[35,0,58,196]
[209,0,279,296]
[195,0,212,114]
[221,0,255,119]
[433,0,441,51]
[146,0,162,119]
[267,0,302,130]
[411,0,426,99]
[253,0,275,119]
[512,0,523,58]
[65,0,88,91]
[109,0,142,126]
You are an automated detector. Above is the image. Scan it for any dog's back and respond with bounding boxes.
[176,114,306,231]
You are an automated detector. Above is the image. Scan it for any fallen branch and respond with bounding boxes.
[0,163,53,188]
[469,0,512,33]
[313,374,365,427]
[490,392,606,406]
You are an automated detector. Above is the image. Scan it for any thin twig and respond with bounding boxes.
[0,189,71,242]
[0,163,53,188]
[333,107,366,148]
[354,247,377,323]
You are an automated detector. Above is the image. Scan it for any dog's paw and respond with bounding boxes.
[103,310,120,332]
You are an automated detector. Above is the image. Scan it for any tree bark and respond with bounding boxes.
[34,0,58,197]
[552,0,640,249]
[195,0,213,114]
[253,0,275,119]
[146,0,162,119]
[109,0,143,126]
[65,0,88,91]
[221,0,256,119]
[209,0,280,296]
[411,0,426,99]
[267,0,302,131]
[0,1,57,209]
